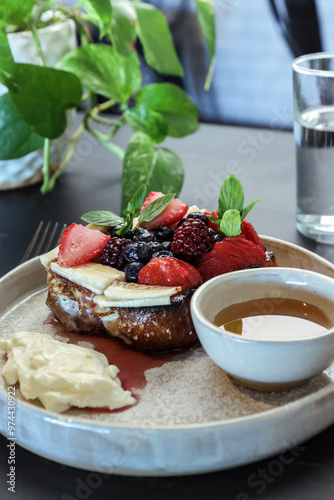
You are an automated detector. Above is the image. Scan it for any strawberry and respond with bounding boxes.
[140,191,164,212]
[140,192,189,230]
[204,209,220,231]
[138,257,203,292]
[241,220,265,251]
[57,223,111,267]
[198,236,266,282]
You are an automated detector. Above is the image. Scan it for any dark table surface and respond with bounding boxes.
[1,121,334,500]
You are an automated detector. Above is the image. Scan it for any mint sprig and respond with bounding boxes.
[81,186,176,234]
[212,175,259,237]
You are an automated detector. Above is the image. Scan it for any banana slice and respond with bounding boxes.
[94,294,172,308]
[86,223,110,233]
[40,247,59,268]
[104,280,181,299]
[94,280,181,308]
[50,262,126,294]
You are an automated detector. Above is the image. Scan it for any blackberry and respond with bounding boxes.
[123,241,152,264]
[171,219,216,263]
[123,262,144,282]
[186,211,208,225]
[152,226,174,242]
[152,250,175,259]
[99,237,132,269]
[133,227,154,242]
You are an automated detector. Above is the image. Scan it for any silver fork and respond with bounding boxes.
[20,221,67,264]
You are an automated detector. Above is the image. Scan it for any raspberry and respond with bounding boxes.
[171,219,216,263]
[99,237,132,269]
[138,257,203,291]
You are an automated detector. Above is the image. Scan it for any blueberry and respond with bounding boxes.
[133,227,154,242]
[150,241,165,253]
[108,224,133,239]
[152,250,175,259]
[161,241,172,250]
[186,212,208,225]
[152,226,174,241]
[123,242,152,264]
[123,262,144,282]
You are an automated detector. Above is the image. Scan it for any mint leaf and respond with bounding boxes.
[120,184,147,234]
[126,185,147,216]
[218,175,244,217]
[241,200,260,221]
[81,211,123,226]
[220,210,241,237]
[137,193,175,226]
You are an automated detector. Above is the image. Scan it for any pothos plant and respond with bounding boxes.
[0,0,215,209]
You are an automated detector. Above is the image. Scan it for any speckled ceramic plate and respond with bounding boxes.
[1,237,334,476]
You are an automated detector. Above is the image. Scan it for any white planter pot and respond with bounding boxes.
[0,18,77,190]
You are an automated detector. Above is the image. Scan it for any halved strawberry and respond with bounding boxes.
[140,191,164,212]
[138,257,203,292]
[198,236,266,282]
[140,192,189,230]
[57,223,111,267]
[241,220,265,251]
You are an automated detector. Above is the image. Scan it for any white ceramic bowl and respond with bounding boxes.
[191,267,334,391]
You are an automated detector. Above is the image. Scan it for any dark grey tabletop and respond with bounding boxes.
[1,121,334,499]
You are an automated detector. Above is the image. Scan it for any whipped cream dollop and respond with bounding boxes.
[0,331,135,413]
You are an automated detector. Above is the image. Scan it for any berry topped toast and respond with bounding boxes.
[41,176,276,352]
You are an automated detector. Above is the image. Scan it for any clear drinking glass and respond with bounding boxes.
[293,52,334,243]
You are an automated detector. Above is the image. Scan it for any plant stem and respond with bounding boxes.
[29,22,46,66]
[89,129,125,160]
[40,138,51,193]
[46,123,86,191]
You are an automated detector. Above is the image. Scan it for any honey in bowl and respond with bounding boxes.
[213,297,334,340]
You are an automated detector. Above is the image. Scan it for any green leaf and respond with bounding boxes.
[110,0,137,56]
[4,64,82,139]
[124,106,168,143]
[121,131,184,210]
[0,92,44,160]
[136,83,199,138]
[218,174,244,218]
[193,0,216,89]
[134,2,183,77]
[0,29,14,80]
[57,44,141,103]
[241,200,260,221]
[0,0,34,29]
[220,210,242,237]
[81,210,124,226]
[126,184,147,215]
[79,0,112,38]
[137,193,175,225]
